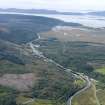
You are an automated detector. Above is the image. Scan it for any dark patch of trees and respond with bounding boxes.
[0,14,81,44]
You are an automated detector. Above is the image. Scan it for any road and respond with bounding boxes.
[22,99,35,105]
[28,34,91,105]
[67,76,91,105]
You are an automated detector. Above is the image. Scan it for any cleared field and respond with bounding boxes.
[71,84,99,105]
[40,27,105,44]
[0,73,36,92]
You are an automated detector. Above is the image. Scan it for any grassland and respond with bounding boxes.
[71,83,99,105]
[95,67,105,75]
[16,96,66,105]
[74,79,85,87]
[16,96,32,104]
[96,89,105,105]
[40,27,105,44]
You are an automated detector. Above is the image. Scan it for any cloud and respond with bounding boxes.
[0,0,105,11]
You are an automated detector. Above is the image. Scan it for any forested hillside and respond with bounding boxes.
[0,14,81,44]
[0,14,84,105]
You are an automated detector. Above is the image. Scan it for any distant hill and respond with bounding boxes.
[0,8,59,14]
[0,8,83,15]
[1,8,105,16]
[0,14,82,44]
[87,11,105,16]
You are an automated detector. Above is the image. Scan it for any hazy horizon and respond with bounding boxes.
[0,0,105,12]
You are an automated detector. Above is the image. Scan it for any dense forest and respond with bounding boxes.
[35,39,105,83]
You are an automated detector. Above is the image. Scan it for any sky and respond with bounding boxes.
[0,0,105,12]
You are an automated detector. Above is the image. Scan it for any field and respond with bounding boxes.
[71,83,99,105]
[96,89,105,105]
[40,26,105,44]
[16,96,65,105]
[95,67,105,75]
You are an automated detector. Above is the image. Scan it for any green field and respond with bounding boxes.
[16,96,66,105]
[95,67,105,75]
[96,89,105,105]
